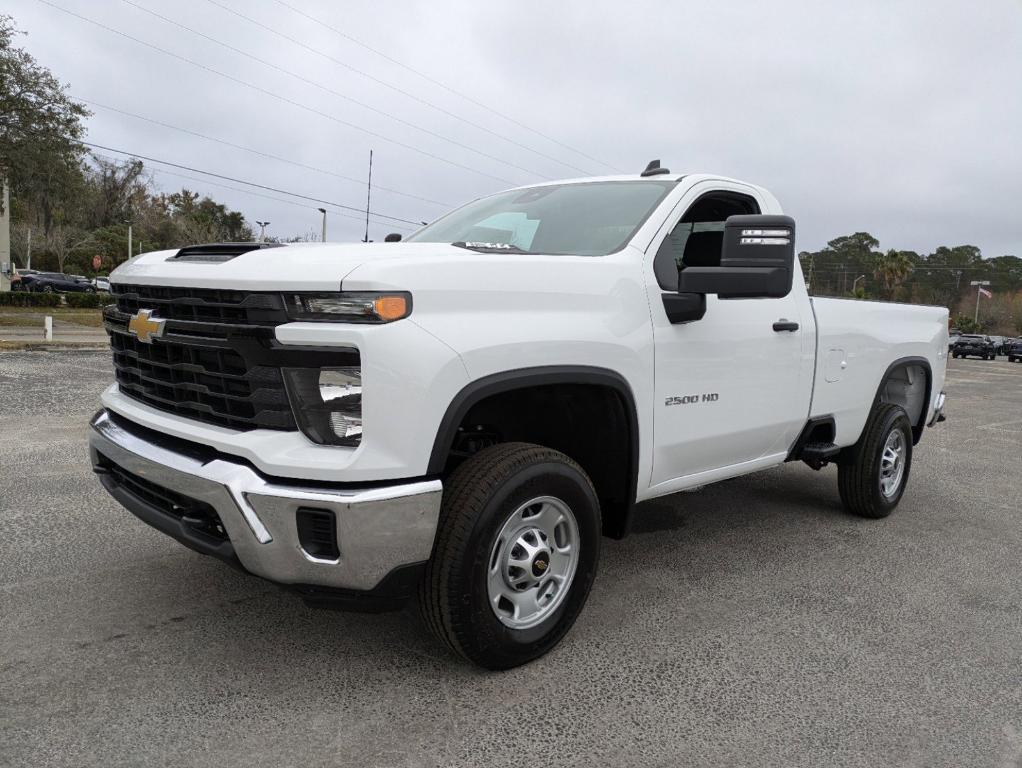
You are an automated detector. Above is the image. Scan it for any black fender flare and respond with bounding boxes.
[427,365,641,537]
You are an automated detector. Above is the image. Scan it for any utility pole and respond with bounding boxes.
[971,280,991,325]
[26,228,32,270]
[316,209,326,242]
[125,222,133,262]
[0,176,10,292]
[255,221,270,242]
[364,150,373,243]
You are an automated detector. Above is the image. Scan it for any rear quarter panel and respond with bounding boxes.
[810,298,949,446]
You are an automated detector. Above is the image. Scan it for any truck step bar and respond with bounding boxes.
[800,441,841,469]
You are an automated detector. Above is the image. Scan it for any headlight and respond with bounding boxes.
[283,366,362,446]
[284,292,411,323]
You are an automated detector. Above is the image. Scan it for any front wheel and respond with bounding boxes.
[838,403,913,519]
[419,442,601,670]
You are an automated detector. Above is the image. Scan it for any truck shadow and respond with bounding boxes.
[628,464,846,535]
[143,464,854,671]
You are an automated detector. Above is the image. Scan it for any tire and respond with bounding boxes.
[838,403,913,519]
[419,442,601,670]
[951,352,959,359]
[42,284,54,294]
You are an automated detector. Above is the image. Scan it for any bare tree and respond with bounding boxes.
[45,224,95,273]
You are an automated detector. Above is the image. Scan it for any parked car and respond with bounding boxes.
[948,334,960,349]
[952,334,996,359]
[89,168,949,669]
[1006,338,1022,363]
[93,276,111,292]
[22,272,96,294]
[988,335,1007,356]
[10,268,40,291]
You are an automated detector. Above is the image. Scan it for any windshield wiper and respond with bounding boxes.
[452,241,531,254]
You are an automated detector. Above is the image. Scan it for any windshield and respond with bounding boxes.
[407,180,676,256]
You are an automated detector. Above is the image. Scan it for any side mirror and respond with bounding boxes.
[678,214,795,299]
[384,233,402,242]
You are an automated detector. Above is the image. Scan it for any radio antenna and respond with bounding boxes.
[364,149,373,243]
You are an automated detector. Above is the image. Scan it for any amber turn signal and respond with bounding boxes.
[373,295,410,321]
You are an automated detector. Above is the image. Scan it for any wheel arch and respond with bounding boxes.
[870,356,932,445]
[428,366,640,539]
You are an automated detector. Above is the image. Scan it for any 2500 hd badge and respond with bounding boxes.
[666,393,720,405]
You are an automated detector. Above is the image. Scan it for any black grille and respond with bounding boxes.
[97,452,228,542]
[105,285,358,433]
[109,331,296,430]
[112,284,289,326]
[106,285,295,431]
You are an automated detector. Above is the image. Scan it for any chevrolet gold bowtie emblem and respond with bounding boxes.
[127,309,166,343]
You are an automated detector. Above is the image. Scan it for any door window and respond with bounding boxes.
[653,191,760,291]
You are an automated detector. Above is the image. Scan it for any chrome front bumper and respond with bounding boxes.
[89,410,442,593]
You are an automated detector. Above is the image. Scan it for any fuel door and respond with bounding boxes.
[824,348,847,383]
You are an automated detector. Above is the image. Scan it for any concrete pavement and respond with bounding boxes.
[1,351,1020,767]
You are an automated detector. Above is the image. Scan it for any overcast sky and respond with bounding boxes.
[9,0,1022,255]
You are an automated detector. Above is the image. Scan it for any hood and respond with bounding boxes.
[108,242,489,291]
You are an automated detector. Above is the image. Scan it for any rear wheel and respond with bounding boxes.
[42,285,54,294]
[419,442,601,670]
[838,403,913,519]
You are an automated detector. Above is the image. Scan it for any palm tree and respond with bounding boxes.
[873,249,914,301]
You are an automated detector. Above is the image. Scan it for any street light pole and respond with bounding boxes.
[255,221,270,242]
[317,208,327,242]
[853,274,866,292]
[126,223,133,261]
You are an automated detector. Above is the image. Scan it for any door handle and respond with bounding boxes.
[773,319,799,332]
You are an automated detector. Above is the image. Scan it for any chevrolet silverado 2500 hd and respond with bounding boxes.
[89,166,949,669]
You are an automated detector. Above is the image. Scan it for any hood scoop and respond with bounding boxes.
[167,242,283,263]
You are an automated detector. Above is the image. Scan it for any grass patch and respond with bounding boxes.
[0,340,109,351]
[0,307,105,328]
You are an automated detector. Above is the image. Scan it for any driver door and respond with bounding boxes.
[645,183,815,490]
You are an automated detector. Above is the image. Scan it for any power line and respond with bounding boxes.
[269,0,624,173]
[82,140,423,225]
[36,0,518,186]
[80,98,450,208]
[98,157,416,232]
[205,0,606,177]
[90,151,414,230]
[122,0,557,181]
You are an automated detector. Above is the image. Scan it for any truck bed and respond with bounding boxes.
[809,297,949,446]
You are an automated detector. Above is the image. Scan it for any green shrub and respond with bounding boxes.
[65,292,110,309]
[0,292,61,307]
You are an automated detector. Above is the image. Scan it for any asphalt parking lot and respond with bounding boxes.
[1,351,1020,767]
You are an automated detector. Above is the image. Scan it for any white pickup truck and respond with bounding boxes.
[89,164,948,669]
